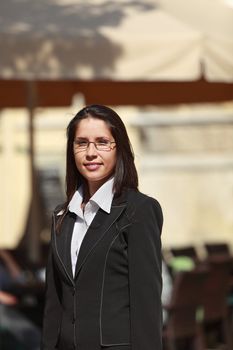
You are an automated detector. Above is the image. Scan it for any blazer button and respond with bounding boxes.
[72,288,75,296]
[72,316,75,324]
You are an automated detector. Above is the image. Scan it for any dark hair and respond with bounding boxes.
[64,104,138,208]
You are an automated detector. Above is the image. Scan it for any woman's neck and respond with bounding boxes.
[87,179,106,199]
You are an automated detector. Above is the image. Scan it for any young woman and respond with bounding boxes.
[42,105,163,350]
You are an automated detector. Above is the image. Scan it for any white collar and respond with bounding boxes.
[57,177,115,216]
[90,177,115,213]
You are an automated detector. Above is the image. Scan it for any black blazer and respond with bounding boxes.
[41,189,163,350]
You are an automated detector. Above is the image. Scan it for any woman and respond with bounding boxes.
[42,105,163,350]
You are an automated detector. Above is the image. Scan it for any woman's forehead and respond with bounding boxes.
[75,117,112,137]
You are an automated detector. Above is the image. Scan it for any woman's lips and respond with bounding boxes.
[84,163,102,171]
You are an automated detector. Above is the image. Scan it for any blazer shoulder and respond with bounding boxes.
[53,203,66,216]
[127,189,162,208]
[126,190,163,224]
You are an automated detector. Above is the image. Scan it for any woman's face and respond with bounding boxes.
[73,117,117,194]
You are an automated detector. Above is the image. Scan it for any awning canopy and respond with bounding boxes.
[1,0,230,82]
[160,0,233,82]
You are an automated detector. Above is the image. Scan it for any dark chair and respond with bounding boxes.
[204,242,232,258]
[205,242,233,311]
[170,246,200,265]
[200,256,233,350]
[163,268,208,350]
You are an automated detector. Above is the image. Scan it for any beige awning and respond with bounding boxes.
[160,0,233,82]
[0,0,232,81]
[0,0,201,81]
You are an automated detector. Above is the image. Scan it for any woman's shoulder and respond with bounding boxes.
[125,189,162,217]
[125,189,163,230]
[126,188,161,207]
[53,203,66,216]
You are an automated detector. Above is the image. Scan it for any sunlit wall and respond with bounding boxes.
[0,103,233,256]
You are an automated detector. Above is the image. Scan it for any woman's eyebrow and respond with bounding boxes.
[95,136,111,140]
[75,136,110,140]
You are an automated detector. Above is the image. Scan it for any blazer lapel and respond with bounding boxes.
[74,193,127,279]
[53,211,76,283]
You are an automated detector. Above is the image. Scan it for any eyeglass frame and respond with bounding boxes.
[73,139,116,152]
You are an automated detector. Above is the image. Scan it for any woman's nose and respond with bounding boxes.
[86,142,97,157]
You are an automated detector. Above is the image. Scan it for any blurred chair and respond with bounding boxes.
[163,268,207,350]
[204,242,233,322]
[170,246,200,265]
[200,256,233,350]
[204,242,232,258]
[204,242,233,289]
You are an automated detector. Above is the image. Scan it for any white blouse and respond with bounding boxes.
[68,177,114,277]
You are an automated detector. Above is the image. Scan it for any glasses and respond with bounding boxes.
[73,139,116,151]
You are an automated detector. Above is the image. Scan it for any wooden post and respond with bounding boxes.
[27,80,41,264]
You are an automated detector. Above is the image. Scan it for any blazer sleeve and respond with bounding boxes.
[41,238,62,350]
[128,196,163,350]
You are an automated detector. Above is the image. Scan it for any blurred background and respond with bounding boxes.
[0,0,233,349]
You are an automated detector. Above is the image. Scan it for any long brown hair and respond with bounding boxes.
[62,104,138,213]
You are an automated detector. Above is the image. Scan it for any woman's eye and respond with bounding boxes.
[75,141,87,146]
[98,140,109,145]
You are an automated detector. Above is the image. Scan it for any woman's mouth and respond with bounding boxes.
[84,163,102,171]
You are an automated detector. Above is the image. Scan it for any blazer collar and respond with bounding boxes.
[53,190,128,282]
[53,211,76,283]
[74,191,127,278]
